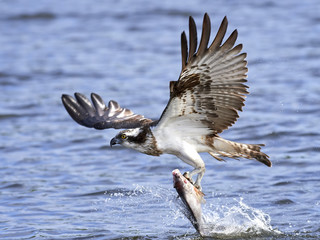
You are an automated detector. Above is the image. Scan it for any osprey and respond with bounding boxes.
[62,13,271,190]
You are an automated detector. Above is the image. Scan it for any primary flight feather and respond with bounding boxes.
[62,13,271,190]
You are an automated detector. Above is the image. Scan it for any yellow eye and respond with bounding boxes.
[121,134,127,139]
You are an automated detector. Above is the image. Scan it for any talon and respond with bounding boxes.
[194,184,202,191]
[183,172,194,184]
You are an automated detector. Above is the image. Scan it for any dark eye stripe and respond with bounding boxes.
[126,128,150,144]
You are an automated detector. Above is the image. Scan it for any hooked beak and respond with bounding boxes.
[110,137,121,147]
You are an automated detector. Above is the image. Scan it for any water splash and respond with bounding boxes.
[99,185,280,238]
[200,198,281,238]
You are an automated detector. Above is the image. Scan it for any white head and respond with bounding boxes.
[110,127,160,155]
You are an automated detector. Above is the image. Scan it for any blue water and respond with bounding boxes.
[1,0,319,239]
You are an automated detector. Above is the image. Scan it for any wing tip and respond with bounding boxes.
[222,15,228,24]
[61,93,90,127]
[61,94,71,106]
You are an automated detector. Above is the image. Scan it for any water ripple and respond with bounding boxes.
[7,12,56,21]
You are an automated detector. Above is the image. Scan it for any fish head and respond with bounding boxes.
[172,169,189,191]
[172,169,205,203]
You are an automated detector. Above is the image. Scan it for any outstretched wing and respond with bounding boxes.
[62,93,154,129]
[157,13,248,134]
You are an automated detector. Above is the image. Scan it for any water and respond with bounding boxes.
[1,0,319,239]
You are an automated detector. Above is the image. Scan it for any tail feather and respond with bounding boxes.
[211,137,271,167]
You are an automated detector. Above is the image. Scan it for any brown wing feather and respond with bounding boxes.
[209,16,228,51]
[157,13,248,134]
[181,31,188,70]
[197,13,211,56]
[188,16,197,62]
[62,93,154,130]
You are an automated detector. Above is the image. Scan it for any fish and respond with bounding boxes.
[172,169,205,235]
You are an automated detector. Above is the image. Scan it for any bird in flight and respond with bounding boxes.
[62,13,271,190]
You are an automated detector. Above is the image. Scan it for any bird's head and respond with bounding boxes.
[109,127,161,156]
[110,127,149,149]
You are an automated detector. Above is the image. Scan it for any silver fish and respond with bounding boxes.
[172,169,205,235]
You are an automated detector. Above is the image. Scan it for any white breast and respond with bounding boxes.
[152,123,211,155]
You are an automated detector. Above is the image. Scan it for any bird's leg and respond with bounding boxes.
[188,166,205,191]
[177,149,205,190]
